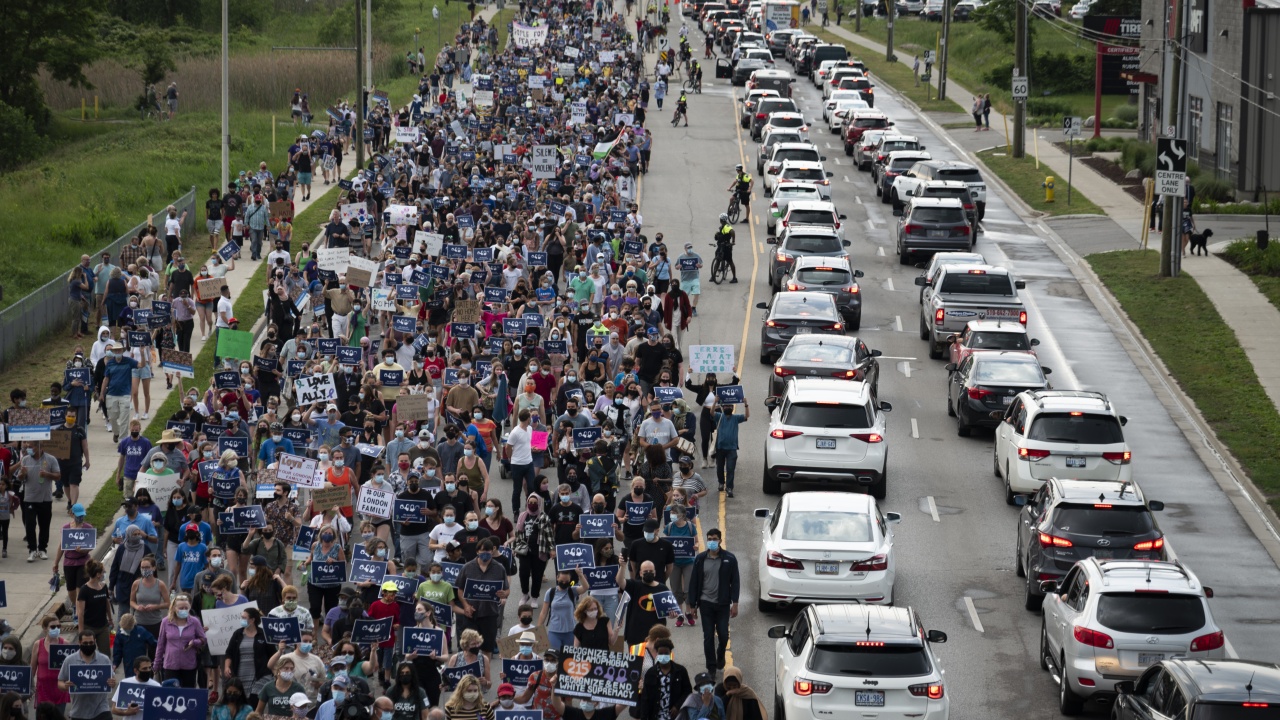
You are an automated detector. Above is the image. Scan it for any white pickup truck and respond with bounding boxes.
[916,264,1027,359]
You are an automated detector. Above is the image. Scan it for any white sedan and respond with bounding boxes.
[822,90,867,122]
[754,490,899,611]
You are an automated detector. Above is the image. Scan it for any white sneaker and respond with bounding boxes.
[520,594,531,606]
[529,597,540,608]
[105,423,112,433]
[37,550,48,560]
[201,334,208,341]
[141,412,149,419]
[26,551,35,563]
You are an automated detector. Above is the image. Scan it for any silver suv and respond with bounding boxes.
[1039,558,1226,714]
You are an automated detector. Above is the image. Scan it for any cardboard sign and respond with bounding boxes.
[454,299,483,323]
[61,527,96,551]
[351,617,394,644]
[689,345,737,374]
[554,646,642,706]
[349,559,388,585]
[357,485,394,519]
[579,514,615,540]
[197,277,226,299]
[311,485,351,511]
[403,627,446,656]
[261,616,302,644]
[555,543,595,571]
[203,602,259,654]
[44,429,74,461]
[276,453,319,486]
[395,394,432,422]
[345,259,376,288]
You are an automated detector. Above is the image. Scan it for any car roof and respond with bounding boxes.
[920,179,969,190]
[759,97,798,106]
[1022,390,1115,413]
[966,320,1027,333]
[852,110,889,119]
[768,111,805,119]
[1168,659,1280,702]
[888,150,931,161]
[762,130,803,143]
[785,490,875,514]
[1083,558,1208,594]
[793,255,852,270]
[786,199,837,212]
[907,197,964,208]
[770,291,840,316]
[773,142,819,152]
[879,134,921,143]
[774,182,823,194]
[918,159,980,171]
[808,604,919,641]
[786,376,872,401]
[929,252,986,268]
[753,69,792,78]
[970,351,1039,365]
[1047,478,1147,505]
[782,224,839,237]
[939,263,1011,276]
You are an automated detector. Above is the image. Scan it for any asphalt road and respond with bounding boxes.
[632,28,1280,718]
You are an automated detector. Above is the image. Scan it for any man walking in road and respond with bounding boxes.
[687,527,739,679]
[99,341,137,444]
[18,440,59,562]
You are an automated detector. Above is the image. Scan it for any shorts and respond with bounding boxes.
[198,299,216,309]
[65,564,86,591]
[298,172,313,185]
[684,277,701,295]
[206,220,222,235]
[167,98,177,113]
[132,366,153,380]
[63,467,83,486]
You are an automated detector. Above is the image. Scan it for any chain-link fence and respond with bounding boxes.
[0,187,197,371]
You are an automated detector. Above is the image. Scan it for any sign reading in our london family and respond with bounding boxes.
[357,485,394,519]
[689,345,736,374]
[554,646,642,706]
[276,453,323,488]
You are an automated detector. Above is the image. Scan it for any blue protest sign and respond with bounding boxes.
[624,501,653,525]
[141,686,207,720]
[392,316,417,334]
[379,369,404,388]
[336,346,362,366]
[117,681,150,709]
[549,200,567,216]
[485,337,505,354]
[441,562,463,587]
[442,661,481,691]
[411,267,432,286]
[484,287,509,303]
[393,498,429,523]
[582,566,619,591]
[470,270,489,284]
[669,537,696,560]
[61,527,96,551]
[317,338,340,356]
[69,664,111,693]
[286,360,306,377]
[310,561,346,586]
[528,251,548,266]
[394,284,417,301]
[456,215,475,229]
[63,367,92,388]
[473,247,494,263]
[451,322,477,339]
[715,385,745,404]
[218,241,239,263]
[678,257,700,271]
[383,574,420,604]
[202,424,225,440]
[231,504,265,528]
[502,659,542,688]
[349,560,388,585]
[351,543,371,562]
[252,355,276,372]
[543,340,568,355]
[572,426,602,450]
[261,616,302,644]
[424,598,453,625]
[463,578,505,602]
[444,244,468,260]
[651,590,681,616]
[579,514,615,539]
[623,240,643,255]
[427,264,450,280]
[351,617,394,644]
[213,371,239,390]
[503,318,527,336]
[293,526,316,555]
[209,469,239,499]
[402,627,446,656]
[218,436,250,458]
[443,368,460,386]
[653,387,682,404]
[166,420,195,440]
[48,644,76,668]
[555,543,595,571]
[609,210,628,224]
[0,666,33,695]
[282,428,311,446]
[216,512,246,536]
[393,246,412,260]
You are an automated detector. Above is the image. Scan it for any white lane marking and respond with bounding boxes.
[877,246,885,256]
[844,175,851,183]
[865,220,875,233]
[912,419,922,440]
[1226,638,1239,659]
[897,360,912,378]
[877,356,919,360]
[894,315,903,332]
[886,278,895,292]
[825,141,832,149]
[855,196,863,205]
[964,596,985,633]
[927,494,940,522]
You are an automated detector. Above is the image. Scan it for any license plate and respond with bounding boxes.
[928,229,948,238]
[1066,456,1086,468]
[816,438,837,449]
[855,691,885,707]
[1002,395,1013,405]
[988,308,1019,318]
[1094,549,1113,559]
[816,562,839,574]
[1138,653,1164,666]
[795,327,812,334]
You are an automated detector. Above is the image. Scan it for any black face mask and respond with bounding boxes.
[520,615,533,625]
[137,671,153,683]
[81,643,97,655]
[593,503,605,512]
[641,571,655,582]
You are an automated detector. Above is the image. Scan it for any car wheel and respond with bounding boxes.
[870,469,886,499]
[880,187,893,204]
[763,470,781,495]
[1024,573,1044,611]
[1005,471,1017,505]
[843,143,853,156]
[946,392,955,417]
[757,595,778,613]
[899,245,911,265]
[774,694,786,720]
[919,314,930,340]
[1059,659,1085,715]
[928,338,944,360]
[759,351,772,365]
[848,312,861,331]
[956,407,972,437]
[875,182,882,196]
[1039,621,1051,671]
[993,444,1002,477]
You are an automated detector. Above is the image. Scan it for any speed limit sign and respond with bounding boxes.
[1012,76,1028,100]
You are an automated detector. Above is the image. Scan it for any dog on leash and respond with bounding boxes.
[1189,228,1214,256]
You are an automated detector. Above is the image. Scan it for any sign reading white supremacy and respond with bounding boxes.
[513,22,549,48]
[688,345,736,374]
[394,126,420,144]
[134,470,182,501]
[531,145,559,179]
[554,647,642,706]
[295,373,337,404]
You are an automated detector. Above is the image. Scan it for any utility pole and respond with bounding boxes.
[366,0,374,91]
[1012,0,1027,158]
[855,0,862,32]
[885,0,896,62]
[221,0,229,192]
[1159,0,1186,278]
[355,0,365,170]
[938,0,951,101]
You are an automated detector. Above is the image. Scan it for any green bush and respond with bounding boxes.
[1221,238,1280,275]
[0,102,46,171]
[1114,103,1139,122]
[1026,96,1075,118]
[985,52,1094,96]
[1121,140,1154,177]
[1196,175,1235,203]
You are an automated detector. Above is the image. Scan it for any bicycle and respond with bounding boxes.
[710,242,731,284]
[682,76,702,94]
[671,104,688,126]
[725,192,741,224]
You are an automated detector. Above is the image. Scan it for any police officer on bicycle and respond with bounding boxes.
[715,213,739,284]
[726,164,752,224]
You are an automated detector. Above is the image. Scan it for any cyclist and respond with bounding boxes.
[714,213,738,284]
[726,164,752,225]
[691,60,703,93]
[672,92,689,126]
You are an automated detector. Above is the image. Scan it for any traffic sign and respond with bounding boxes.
[1062,116,1082,137]
[923,50,936,64]
[1011,76,1028,100]
[1156,137,1187,197]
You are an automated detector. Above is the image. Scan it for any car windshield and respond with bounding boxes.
[776,149,820,164]
[938,273,1015,294]
[968,331,1030,350]
[909,207,966,223]
[855,118,888,128]
[796,268,853,286]
[888,158,919,170]
[1192,706,1280,720]
[938,167,983,183]
[809,644,932,677]
[1096,593,1206,635]
[765,133,802,147]
[1028,413,1125,443]
[971,360,1044,384]
[882,141,917,152]
[784,235,842,253]
[761,101,797,113]
[785,168,827,181]
[788,210,836,226]
[783,402,871,428]
[782,342,853,362]
[782,510,874,542]
[1050,505,1155,536]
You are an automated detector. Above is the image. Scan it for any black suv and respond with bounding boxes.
[751,97,800,140]
[1015,478,1166,611]
[1114,659,1280,720]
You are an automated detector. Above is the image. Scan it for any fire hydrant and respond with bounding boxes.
[1043,176,1055,203]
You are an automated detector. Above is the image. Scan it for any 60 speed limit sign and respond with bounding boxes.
[1012,76,1028,100]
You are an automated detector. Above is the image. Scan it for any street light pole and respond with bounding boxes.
[221,0,229,192]
[885,0,896,61]
[355,0,366,170]
[366,0,374,91]
[1012,0,1026,158]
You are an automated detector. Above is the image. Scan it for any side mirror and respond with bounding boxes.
[1119,415,1128,426]
[767,625,788,639]
[754,508,770,518]
[888,121,896,126]
[1015,280,1026,289]
[756,302,769,309]
[838,213,848,220]
[870,349,882,357]
[854,269,865,278]
[1013,495,1028,506]
[820,155,828,161]
[766,236,777,244]
[879,401,893,412]
[1039,580,1059,594]
[944,363,957,372]
[764,397,779,410]
[946,334,959,343]
[919,144,926,149]
[1204,586,1214,598]
[904,189,914,196]
[1042,367,1053,375]
[1147,500,1164,511]
[842,239,851,247]
[1030,338,1041,347]
[826,171,835,178]
[885,512,902,523]
[925,629,947,643]
[913,276,927,286]
[1114,681,1136,696]
[892,206,904,217]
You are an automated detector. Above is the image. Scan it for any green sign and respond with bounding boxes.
[216,329,256,361]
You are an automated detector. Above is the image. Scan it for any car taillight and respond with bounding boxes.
[1190,631,1225,652]
[776,251,791,262]
[1073,626,1114,649]
[905,224,919,235]
[847,285,859,293]
[1103,451,1132,464]
[756,112,767,119]
[774,367,796,377]
[852,553,888,570]
[967,387,992,400]
[832,369,858,378]
[792,678,832,695]
[876,153,887,162]
[770,428,803,440]
[770,201,778,211]
[826,322,843,330]
[850,433,883,443]
[1019,310,1028,324]
[766,319,788,328]
[908,683,945,699]
[781,219,788,228]
[933,307,945,325]
[1039,532,1073,548]
[1243,703,1272,709]
[953,225,972,235]
[818,179,830,185]
[1019,447,1052,460]
[786,281,798,291]
[963,203,975,210]
[1133,537,1165,552]
[834,221,841,229]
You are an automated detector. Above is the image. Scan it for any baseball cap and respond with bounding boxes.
[381,580,400,592]
[184,523,200,533]
[289,692,310,708]
[643,518,660,532]
[544,648,560,660]
[647,326,659,336]
[694,671,715,687]
[71,504,86,517]
[497,683,516,697]
[332,673,351,687]
[121,497,136,506]
[678,455,694,466]
[251,555,269,566]
[326,404,339,412]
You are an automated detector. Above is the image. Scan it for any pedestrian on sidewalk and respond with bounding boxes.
[19,440,58,563]
[972,96,984,131]
[983,93,992,129]
[913,55,921,86]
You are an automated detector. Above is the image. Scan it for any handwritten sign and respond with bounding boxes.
[276,453,319,487]
[295,374,337,405]
[134,470,182,501]
[203,602,259,655]
[357,485,394,519]
[689,345,737,374]
[311,486,351,511]
[554,646,642,706]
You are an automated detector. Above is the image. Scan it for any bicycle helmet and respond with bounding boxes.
[735,164,743,171]
[719,213,730,223]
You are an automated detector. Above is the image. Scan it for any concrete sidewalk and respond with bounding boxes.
[823,22,1280,415]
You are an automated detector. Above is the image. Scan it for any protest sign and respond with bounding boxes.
[689,345,736,374]
[69,664,112,693]
[218,436,249,458]
[578,514,615,540]
[310,562,346,586]
[349,559,388,585]
[197,277,226,299]
[555,543,595,571]
[316,338,339,356]
[554,646,642,706]
[715,385,745,404]
[261,616,302,644]
[134,470,181,500]
[339,202,369,224]
[393,498,430,523]
[357,485,394,519]
[276,453,318,486]
[623,501,652,526]
[44,429,73,460]
[502,659,542,688]
[531,145,559,179]
[160,349,194,377]
[216,512,245,536]
[582,566,619,591]
[351,617,394,644]
[463,578,505,602]
[454,299,483,323]
[311,486,351,511]
[316,247,351,273]
[571,426,602,450]
[394,126,420,144]
[215,329,255,362]
[232,504,266,528]
[292,526,316,560]
[650,590,680,616]
[48,645,77,668]
[669,537,696,560]
[345,256,379,287]
[295,374,337,405]
[7,408,50,441]
[403,627,446,656]
[424,598,454,626]
[395,393,432,422]
[335,346,363,367]
[141,686,207,720]
[61,527,96,551]
[442,661,482,691]
[204,602,259,654]
[0,666,32,695]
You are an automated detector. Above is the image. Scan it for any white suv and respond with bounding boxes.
[1040,558,1225,715]
[994,390,1132,503]
[763,378,892,498]
[770,604,950,719]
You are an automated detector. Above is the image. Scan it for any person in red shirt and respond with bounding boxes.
[367,581,403,686]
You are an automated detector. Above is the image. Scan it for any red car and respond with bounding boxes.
[947,320,1040,367]
[842,111,893,155]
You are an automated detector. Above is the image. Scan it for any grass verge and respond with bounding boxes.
[812,28,967,114]
[976,148,1102,216]
[1218,238,1280,314]
[1088,250,1280,515]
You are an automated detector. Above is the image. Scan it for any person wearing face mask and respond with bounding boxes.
[512,645,562,718]
[396,469,434,570]
[55,503,94,615]
[256,659,305,716]
[99,340,138,444]
[709,398,748,498]
[256,421,296,472]
[304,521,348,620]
[210,677,252,720]
[57,628,119,718]
[154,595,207,686]
[127,554,168,643]
[313,673,352,720]
[538,570,585,651]
[445,628,493,693]
[681,672,726,720]
[269,627,326,704]
[17,441,59,563]
[504,409,538,512]
[452,538,510,656]
[661,503,699,627]
[637,638,691,720]
[617,478,658,546]
[627,518,675,587]
[112,656,162,715]
[32,614,72,707]
[453,511,492,563]
[442,673,493,720]
[372,352,407,403]
[512,490,554,607]
[172,523,208,594]
[386,660,430,720]
[223,607,272,706]
[686,528,739,679]
[619,559,678,647]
